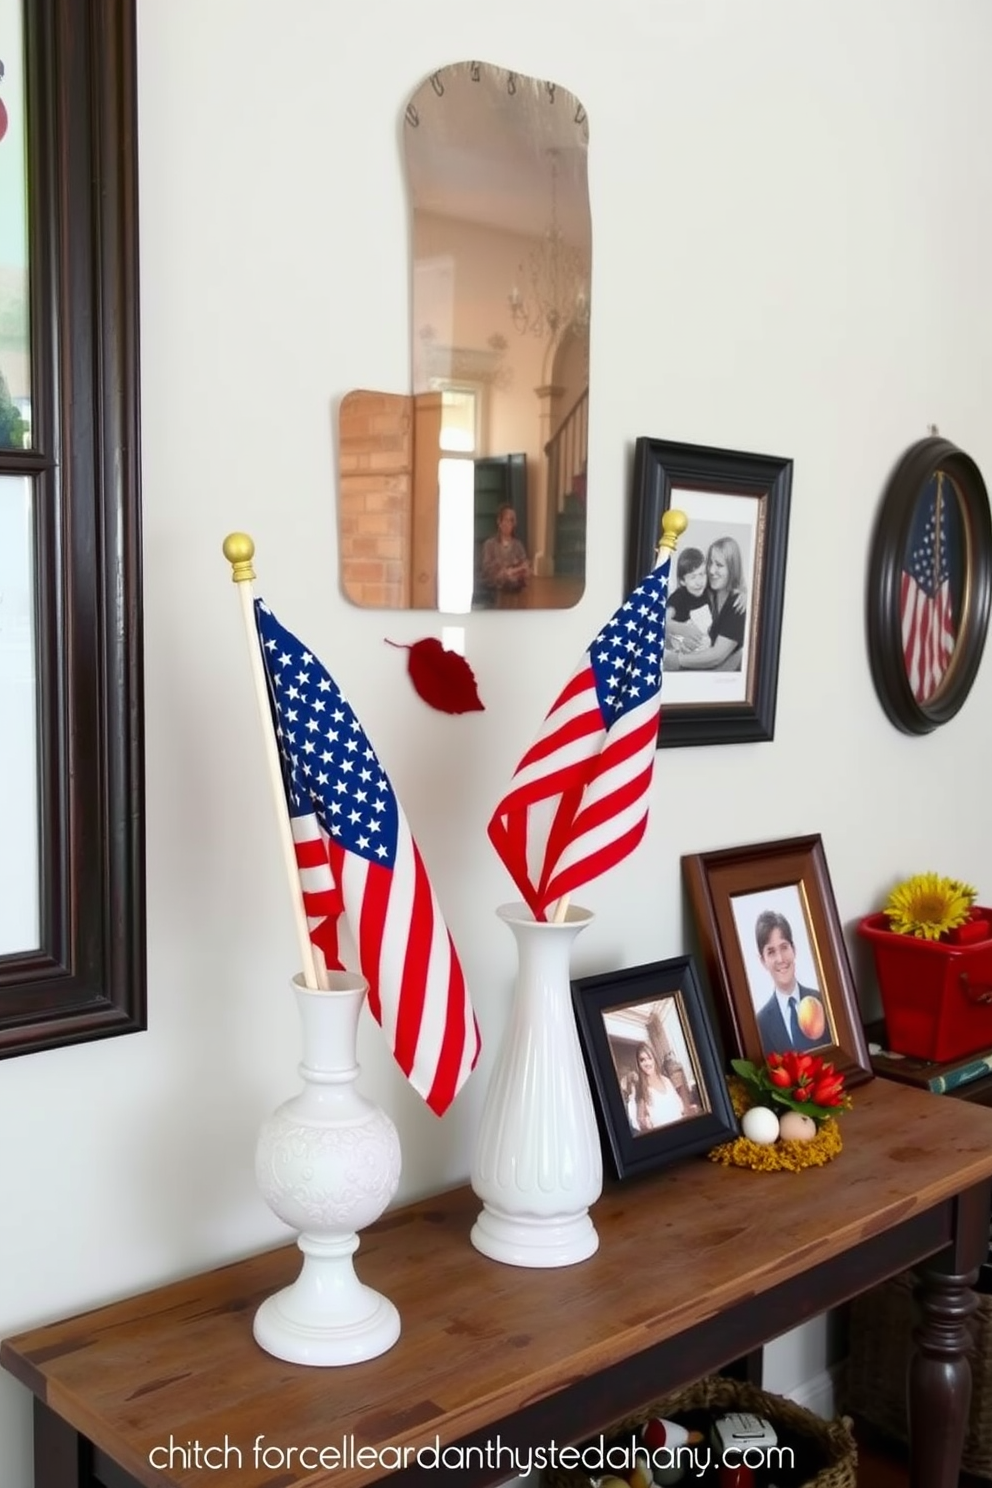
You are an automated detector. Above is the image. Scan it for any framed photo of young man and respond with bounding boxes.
[682,834,873,1086]
[571,955,738,1181]
[629,437,792,748]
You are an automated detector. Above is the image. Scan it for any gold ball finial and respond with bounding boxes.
[223,532,256,583]
[658,508,689,551]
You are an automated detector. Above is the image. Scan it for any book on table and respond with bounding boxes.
[865,1019,992,1095]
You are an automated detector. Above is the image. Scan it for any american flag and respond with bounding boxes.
[901,473,957,704]
[488,555,672,921]
[254,599,480,1116]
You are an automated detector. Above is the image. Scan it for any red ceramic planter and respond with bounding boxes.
[859,910,992,1062]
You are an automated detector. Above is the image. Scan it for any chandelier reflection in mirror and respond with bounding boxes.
[508,147,591,369]
[337,62,591,613]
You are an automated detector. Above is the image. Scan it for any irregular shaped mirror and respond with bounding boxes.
[339,61,591,611]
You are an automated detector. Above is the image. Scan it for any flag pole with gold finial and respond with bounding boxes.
[222,533,326,990]
[550,507,687,926]
[657,506,689,562]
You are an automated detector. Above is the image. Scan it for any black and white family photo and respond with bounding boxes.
[664,517,753,676]
[628,438,793,745]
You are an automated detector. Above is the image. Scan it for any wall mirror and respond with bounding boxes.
[339,61,591,612]
[867,435,992,734]
[0,0,144,1057]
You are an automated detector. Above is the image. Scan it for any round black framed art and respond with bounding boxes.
[867,436,992,734]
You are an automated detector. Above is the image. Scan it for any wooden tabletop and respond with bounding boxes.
[5,1077,992,1488]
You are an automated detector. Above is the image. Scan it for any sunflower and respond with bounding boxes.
[884,872,977,940]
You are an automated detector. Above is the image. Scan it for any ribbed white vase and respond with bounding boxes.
[470,903,602,1267]
[253,972,402,1366]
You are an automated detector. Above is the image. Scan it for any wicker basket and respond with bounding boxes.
[543,1375,857,1488]
[846,1269,992,1480]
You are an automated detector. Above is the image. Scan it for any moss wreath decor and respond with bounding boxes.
[709,1051,851,1172]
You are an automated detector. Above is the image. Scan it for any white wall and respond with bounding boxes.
[2,1,992,1481]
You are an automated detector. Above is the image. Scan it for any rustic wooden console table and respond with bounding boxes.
[4,1078,992,1488]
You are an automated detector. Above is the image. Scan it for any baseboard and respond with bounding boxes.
[788,1363,842,1420]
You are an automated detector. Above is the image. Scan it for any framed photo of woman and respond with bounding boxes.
[571,955,738,1181]
[629,437,792,747]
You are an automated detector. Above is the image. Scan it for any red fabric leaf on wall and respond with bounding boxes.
[386,638,485,714]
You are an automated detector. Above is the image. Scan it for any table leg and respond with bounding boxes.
[908,1185,987,1488]
[34,1399,87,1487]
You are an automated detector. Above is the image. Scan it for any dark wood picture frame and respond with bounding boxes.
[682,835,872,1087]
[0,1,144,1057]
[867,435,992,735]
[629,436,792,747]
[571,954,738,1181]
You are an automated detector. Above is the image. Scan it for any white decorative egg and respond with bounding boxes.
[779,1111,818,1142]
[741,1106,780,1144]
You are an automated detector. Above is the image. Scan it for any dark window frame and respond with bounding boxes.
[0,0,144,1055]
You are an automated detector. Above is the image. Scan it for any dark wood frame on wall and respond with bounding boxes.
[0,1,144,1056]
[629,437,792,747]
[867,435,992,735]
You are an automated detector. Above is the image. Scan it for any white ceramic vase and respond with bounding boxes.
[253,972,402,1366]
[470,902,602,1268]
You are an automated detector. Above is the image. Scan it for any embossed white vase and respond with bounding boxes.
[471,903,602,1268]
[253,972,402,1366]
